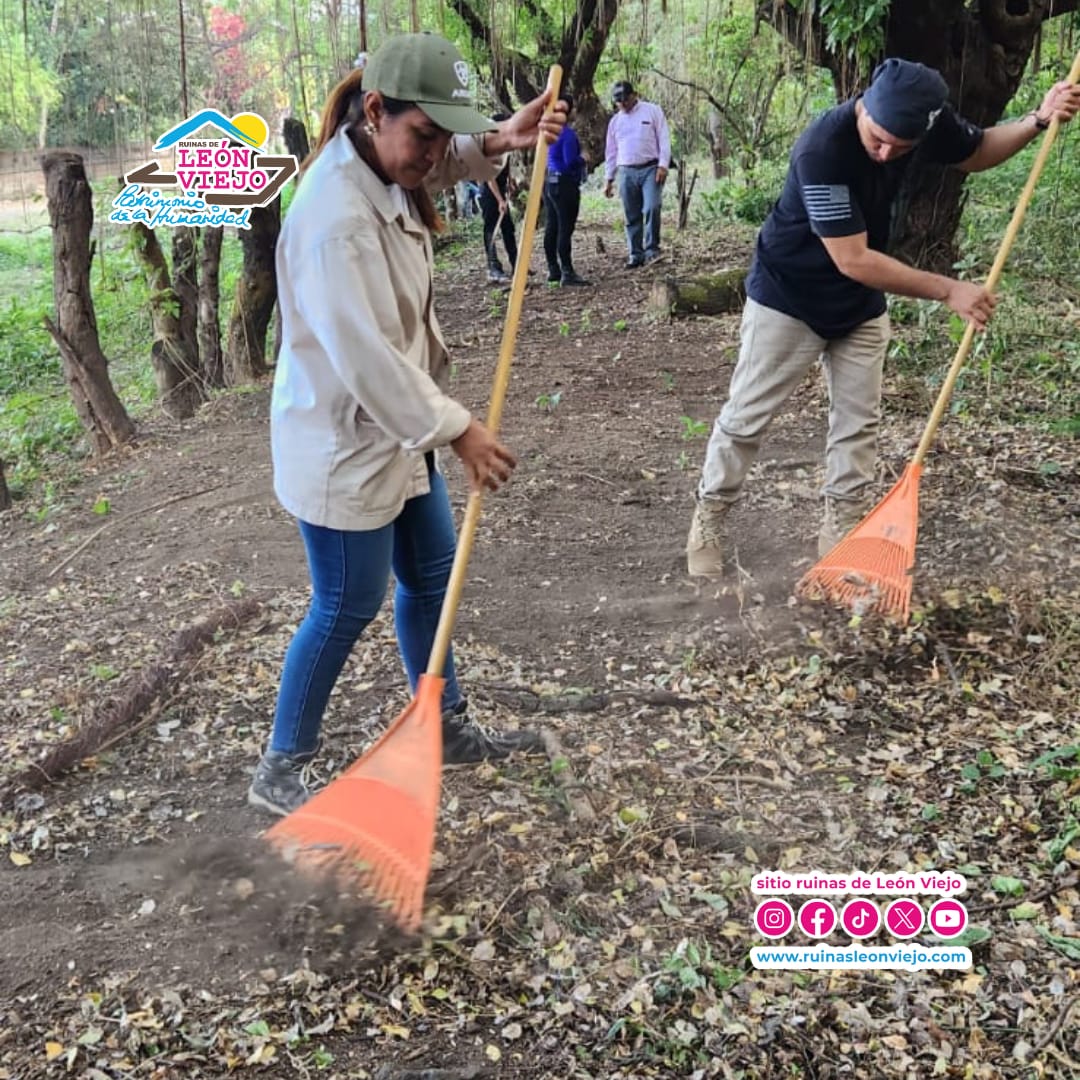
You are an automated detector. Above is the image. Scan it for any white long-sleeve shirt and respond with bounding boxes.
[271,126,503,530]
[604,100,671,181]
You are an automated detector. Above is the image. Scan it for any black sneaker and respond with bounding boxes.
[626,258,644,269]
[248,747,317,816]
[441,701,544,765]
[561,271,591,286]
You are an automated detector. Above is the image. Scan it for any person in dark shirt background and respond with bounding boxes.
[478,113,519,285]
[543,93,590,286]
[686,58,1080,578]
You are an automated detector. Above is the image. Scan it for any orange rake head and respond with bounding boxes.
[795,464,923,623]
[264,673,445,932]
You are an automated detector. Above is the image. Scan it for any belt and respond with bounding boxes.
[623,159,658,169]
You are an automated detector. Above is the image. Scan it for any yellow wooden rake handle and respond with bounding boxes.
[425,65,563,679]
[913,49,1080,466]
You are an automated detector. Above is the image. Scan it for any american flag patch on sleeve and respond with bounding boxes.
[802,184,853,222]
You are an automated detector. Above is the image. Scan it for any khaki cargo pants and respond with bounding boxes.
[698,298,890,505]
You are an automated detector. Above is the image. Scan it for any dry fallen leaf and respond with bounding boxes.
[471,939,496,962]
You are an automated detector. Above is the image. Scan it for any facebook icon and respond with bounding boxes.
[797,899,838,939]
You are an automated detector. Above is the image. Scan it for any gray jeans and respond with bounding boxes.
[618,164,663,260]
[699,298,890,505]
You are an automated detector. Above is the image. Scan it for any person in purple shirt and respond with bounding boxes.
[543,93,590,287]
[604,80,671,267]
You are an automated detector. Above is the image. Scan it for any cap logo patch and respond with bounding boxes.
[454,61,470,87]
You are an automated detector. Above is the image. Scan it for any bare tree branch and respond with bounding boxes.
[649,67,749,144]
[447,0,540,105]
[1042,0,1079,17]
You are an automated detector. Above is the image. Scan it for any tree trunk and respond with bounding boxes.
[648,269,746,318]
[172,227,199,370]
[40,152,136,454]
[759,0,1079,270]
[448,0,621,172]
[199,227,224,388]
[132,223,204,418]
[676,165,698,231]
[225,203,281,384]
[283,117,311,163]
[274,118,309,366]
[0,459,11,511]
[706,111,730,179]
[884,0,1071,269]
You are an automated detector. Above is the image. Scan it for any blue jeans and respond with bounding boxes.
[618,164,663,262]
[270,465,463,755]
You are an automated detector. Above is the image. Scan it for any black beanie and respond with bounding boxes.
[861,58,949,140]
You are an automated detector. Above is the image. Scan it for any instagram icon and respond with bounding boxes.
[754,899,795,939]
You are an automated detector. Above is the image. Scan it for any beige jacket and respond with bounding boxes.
[271,126,504,529]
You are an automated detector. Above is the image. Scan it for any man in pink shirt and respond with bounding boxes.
[604,81,671,267]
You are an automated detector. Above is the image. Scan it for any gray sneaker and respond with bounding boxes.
[442,701,544,765]
[686,499,729,578]
[248,748,318,816]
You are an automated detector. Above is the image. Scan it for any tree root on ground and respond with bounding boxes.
[2,597,262,808]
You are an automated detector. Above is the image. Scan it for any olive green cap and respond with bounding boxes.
[362,33,497,135]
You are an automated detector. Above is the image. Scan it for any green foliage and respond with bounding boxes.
[959,749,1006,794]
[887,278,1080,434]
[657,2,832,175]
[0,196,159,497]
[654,939,744,1003]
[0,25,60,146]
[0,386,82,475]
[0,296,57,393]
[798,0,890,73]
[1032,746,1080,785]
[697,171,780,228]
[964,62,1080,278]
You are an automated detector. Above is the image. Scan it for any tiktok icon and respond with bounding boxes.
[840,897,881,939]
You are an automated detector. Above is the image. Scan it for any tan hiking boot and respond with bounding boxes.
[687,500,730,577]
[818,495,873,557]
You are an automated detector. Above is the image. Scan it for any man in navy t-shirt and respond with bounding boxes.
[686,58,1080,577]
